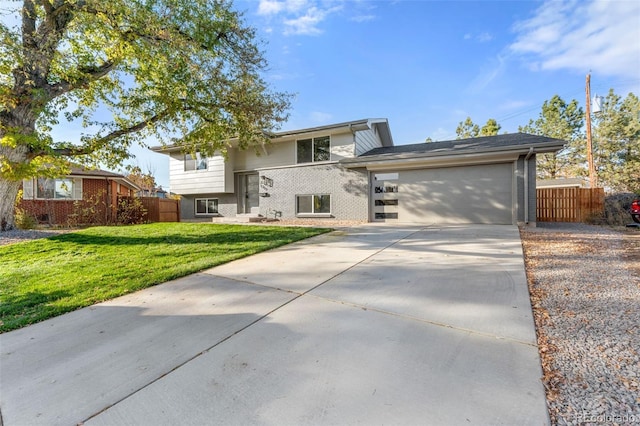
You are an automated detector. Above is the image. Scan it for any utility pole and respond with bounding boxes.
[585,73,598,188]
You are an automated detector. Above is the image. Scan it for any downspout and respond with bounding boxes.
[524,147,534,224]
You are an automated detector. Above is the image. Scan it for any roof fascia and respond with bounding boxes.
[150,118,391,153]
[342,145,562,171]
[344,141,564,165]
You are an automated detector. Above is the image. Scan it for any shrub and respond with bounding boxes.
[603,192,640,226]
[13,189,38,230]
[14,209,38,229]
[69,190,108,226]
[117,197,147,225]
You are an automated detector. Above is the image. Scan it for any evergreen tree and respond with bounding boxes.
[592,90,640,193]
[480,118,501,136]
[519,95,584,179]
[456,117,479,139]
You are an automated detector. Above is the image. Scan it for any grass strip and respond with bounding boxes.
[0,223,330,332]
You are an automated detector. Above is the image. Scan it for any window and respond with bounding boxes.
[184,152,207,171]
[195,198,218,215]
[36,178,75,199]
[296,194,331,215]
[296,136,330,163]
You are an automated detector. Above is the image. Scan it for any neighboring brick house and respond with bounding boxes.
[152,118,566,225]
[19,168,140,225]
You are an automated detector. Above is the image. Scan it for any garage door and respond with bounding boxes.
[372,164,513,224]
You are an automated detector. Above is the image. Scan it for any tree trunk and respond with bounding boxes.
[0,134,30,231]
[0,178,22,231]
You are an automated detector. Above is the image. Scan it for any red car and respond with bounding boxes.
[631,199,640,224]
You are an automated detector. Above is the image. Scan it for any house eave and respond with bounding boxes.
[150,118,393,154]
[341,144,564,171]
[67,172,141,191]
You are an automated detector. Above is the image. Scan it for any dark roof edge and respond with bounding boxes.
[150,118,392,153]
[67,167,141,190]
[341,137,566,165]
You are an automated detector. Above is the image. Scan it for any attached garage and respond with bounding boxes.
[344,133,567,226]
[398,163,513,224]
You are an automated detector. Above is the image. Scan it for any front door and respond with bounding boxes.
[239,173,260,214]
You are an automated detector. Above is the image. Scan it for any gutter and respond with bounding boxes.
[524,147,534,224]
[341,141,563,166]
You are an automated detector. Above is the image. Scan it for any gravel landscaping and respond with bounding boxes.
[520,223,640,425]
[0,228,74,246]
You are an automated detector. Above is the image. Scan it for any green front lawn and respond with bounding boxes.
[0,223,330,333]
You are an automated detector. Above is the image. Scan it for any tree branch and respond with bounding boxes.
[49,109,173,157]
[49,60,118,96]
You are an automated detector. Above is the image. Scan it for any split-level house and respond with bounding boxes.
[151,118,565,225]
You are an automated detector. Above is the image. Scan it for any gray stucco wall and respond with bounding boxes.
[180,193,237,219]
[258,164,369,220]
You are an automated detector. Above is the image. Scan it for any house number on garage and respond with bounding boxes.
[374,185,398,193]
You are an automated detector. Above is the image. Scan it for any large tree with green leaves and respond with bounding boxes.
[0,0,291,230]
[592,89,640,193]
[518,95,584,179]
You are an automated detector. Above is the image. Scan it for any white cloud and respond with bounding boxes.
[463,32,493,42]
[468,54,506,93]
[283,7,327,35]
[510,0,640,78]
[476,32,493,43]
[350,14,375,23]
[256,0,345,36]
[258,0,308,16]
[430,127,453,141]
[258,0,285,15]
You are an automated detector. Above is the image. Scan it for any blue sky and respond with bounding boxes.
[2,0,640,189]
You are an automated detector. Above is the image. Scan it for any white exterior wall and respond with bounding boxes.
[233,142,294,171]
[355,128,384,156]
[233,131,356,171]
[169,151,234,195]
[330,133,355,160]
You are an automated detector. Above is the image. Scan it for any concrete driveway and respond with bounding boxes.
[0,225,549,425]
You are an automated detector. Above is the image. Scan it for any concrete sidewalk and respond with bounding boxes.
[0,225,549,425]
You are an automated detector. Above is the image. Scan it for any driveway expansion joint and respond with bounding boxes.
[304,293,538,348]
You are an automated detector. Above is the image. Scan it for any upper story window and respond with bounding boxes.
[184,152,207,171]
[37,178,75,199]
[296,136,330,164]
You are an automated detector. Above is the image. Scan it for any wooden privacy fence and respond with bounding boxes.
[536,187,604,223]
[140,197,180,222]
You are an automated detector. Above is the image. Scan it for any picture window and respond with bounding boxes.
[296,194,331,214]
[296,136,330,163]
[195,198,218,215]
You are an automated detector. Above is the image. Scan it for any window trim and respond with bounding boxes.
[195,198,219,215]
[295,193,332,217]
[295,136,331,164]
[35,178,80,200]
[184,152,208,172]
